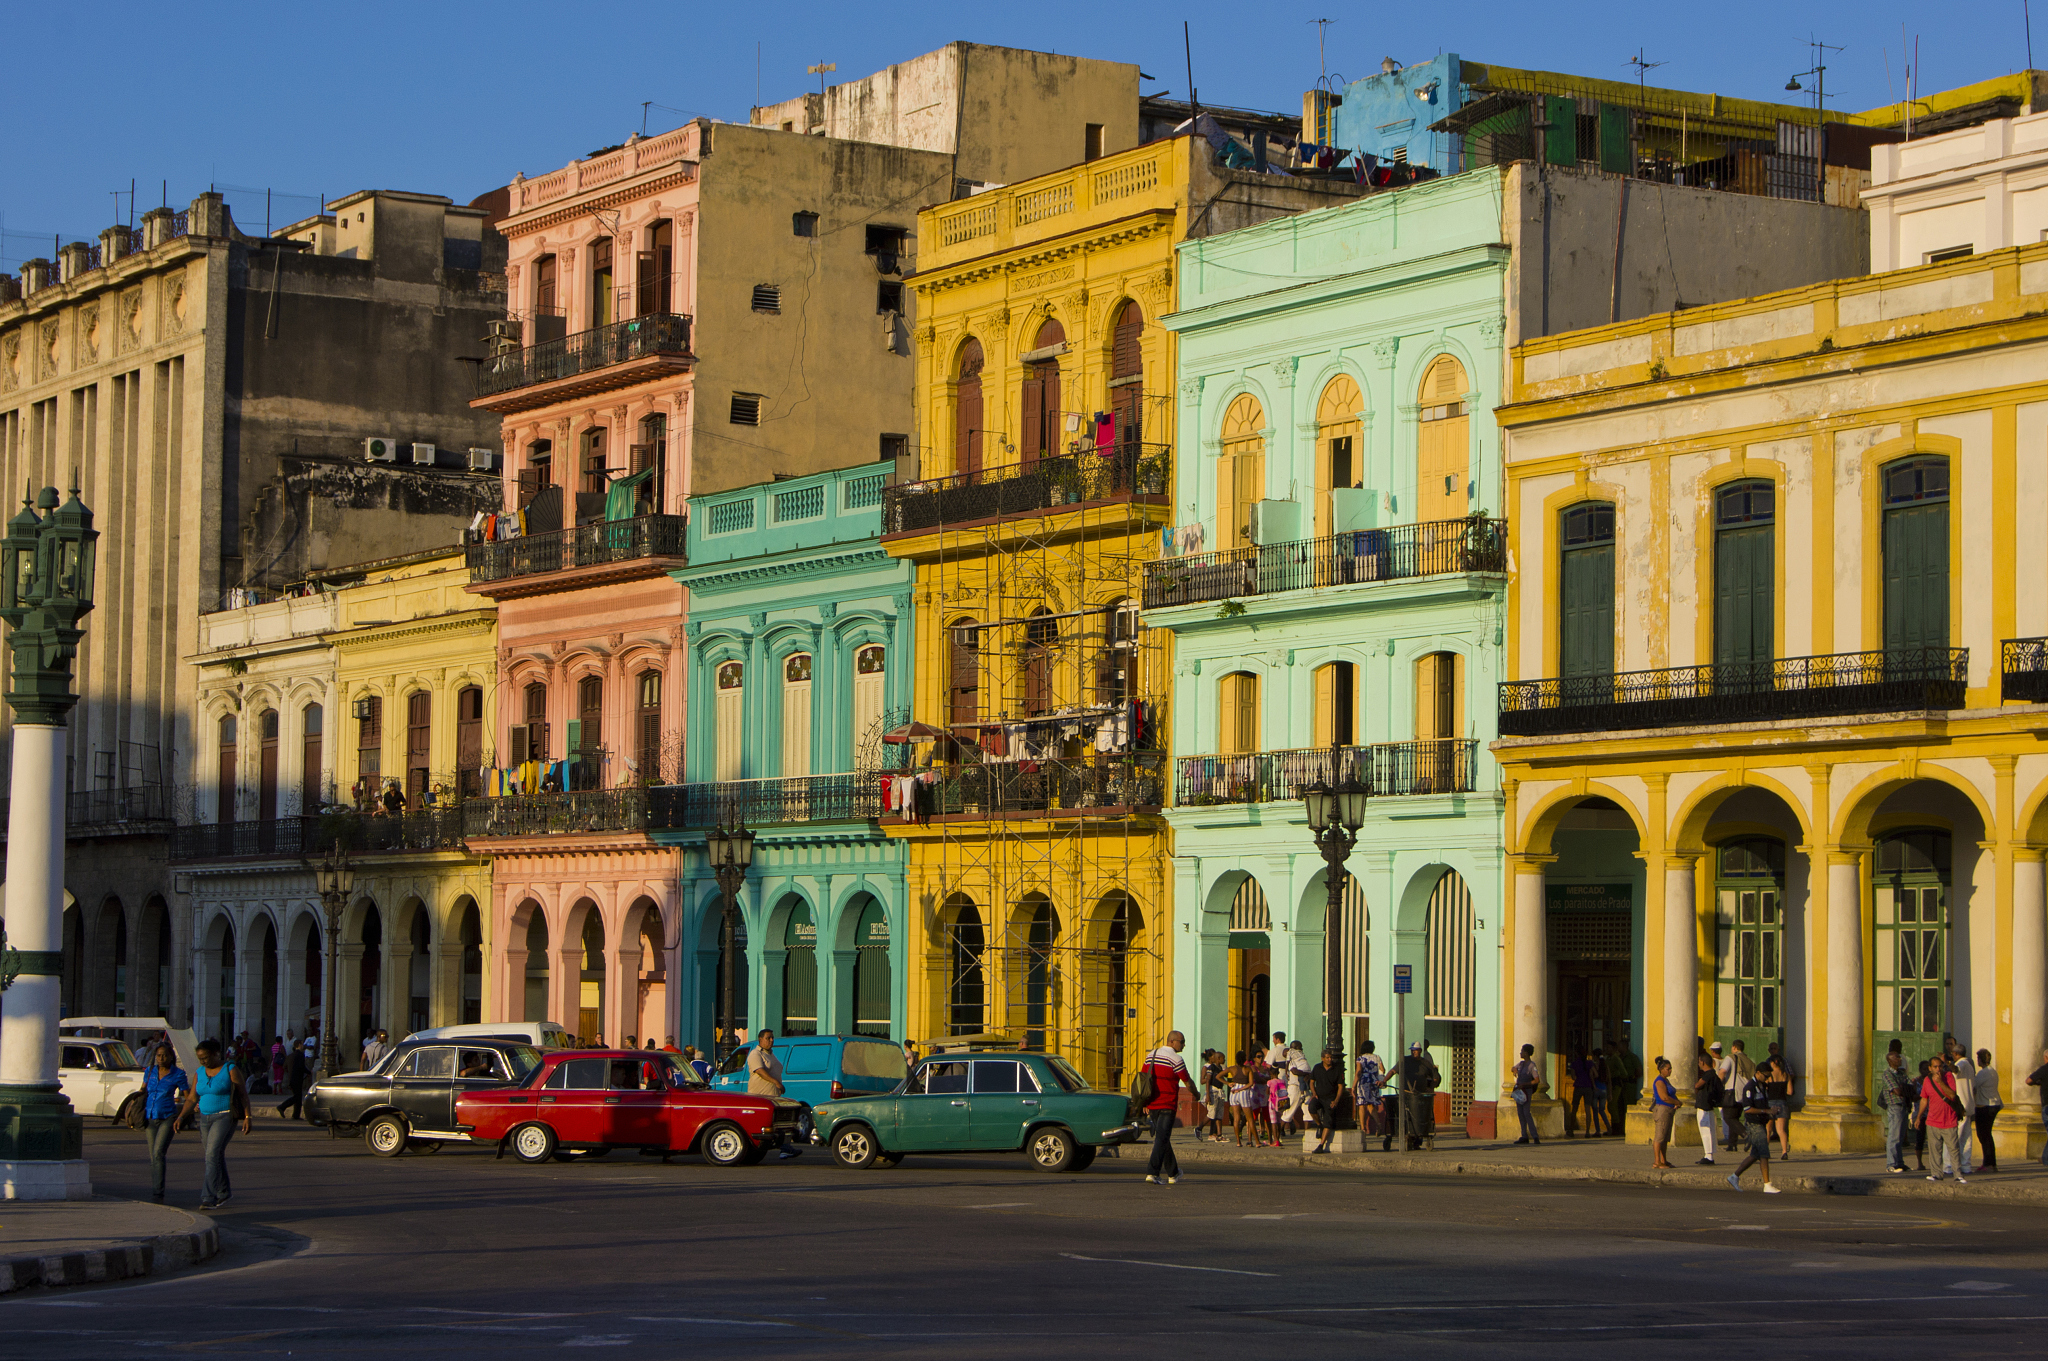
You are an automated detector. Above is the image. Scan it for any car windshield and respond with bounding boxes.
[1043,1056,1091,1092]
[717,1045,752,1077]
[503,1046,543,1081]
[841,1041,908,1082]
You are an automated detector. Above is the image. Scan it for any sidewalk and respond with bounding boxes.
[1166,1127,2048,1204]
[0,1198,218,1292]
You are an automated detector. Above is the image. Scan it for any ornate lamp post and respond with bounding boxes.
[0,484,97,1200]
[1302,763,1369,1064]
[705,816,754,1062]
[312,843,356,1079]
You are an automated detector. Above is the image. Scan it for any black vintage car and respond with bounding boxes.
[305,1038,543,1156]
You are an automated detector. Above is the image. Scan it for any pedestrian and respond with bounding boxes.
[1355,1042,1385,1141]
[1726,1065,1780,1193]
[1761,1052,1793,1161]
[177,1039,251,1211]
[278,1040,311,1121]
[1568,1050,1597,1137]
[1911,1059,1932,1171]
[1265,1032,1289,1067]
[1263,1054,1285,1146]
[268,1036,285,1093]
[625,1035,637,1050]
[1649,1057,1678,1169]
[2027,1048,2048,1167]
[1723,1040,1754,1151]
[381,779,407,816]
[1139,1030,1196,1185]
[1401,1042,1440,1150]
[1878,1044,1916,1173]
[142,1043,189,1203]
[1919,1052,1968,1184]
[1942,1035,1977,1176]
[1970,1049,2000,1173]
[662,1035,680,1053]
[1281,1041,1311,1136]
[1511,1043,1542,1146]
[593,1033,606,1048]
[1249,1053,1276,1146]
[1201,1050,1228,1141]
[743,1030,802,1159]
[1690,1052,1722,1165]
[1590,1048,1612,1137]
[685,1045,713,1083]
[1227,1050,1255,1146]
[1307,1049,1344,1153]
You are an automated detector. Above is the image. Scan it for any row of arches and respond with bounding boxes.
[59,895,176,1020]
[951,301,1148,478]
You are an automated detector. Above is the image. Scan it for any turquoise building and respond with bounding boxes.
[1149,169,1511,1131]
[652,464,914,1048]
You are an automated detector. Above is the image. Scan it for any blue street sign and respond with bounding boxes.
[1392,964,1412,994]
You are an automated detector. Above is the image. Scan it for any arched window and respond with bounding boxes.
[1021,318,1065,468]
[1219,671,1259,754]
[1417,355,1470,521]
[638,219,673,317]
[635,672,662,784]
[1715,480,1775,666]
[633,414,666,516]
[1109,301,1143,447]
[1882,457,1950,653]
[954,339,985,478]
[853,645,886,770]
[216,715,237,825]
[781,653,813,777]
[1218,393,1266,550]
[714,661,744,782]
[1876,830,1952,1039]
[1023,611,1057,716]
[949,619,980,729]
[1715,837,1787,1042]
[1558,502,1616,677]
[1021,898,1059,1051]
[1315,375,1364,541]
[851,899,891,1038]
[257,709,280,822]
[946,899,985,1035]
[532,254,564,343]
[1313,661,1356,747]
[520,439,553,508]
[455,688,483,797]
[300,703,324,813]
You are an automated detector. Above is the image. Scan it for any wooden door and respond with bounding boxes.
[1416,356,1469,522]
[407,692,431,799]
[954,341,984,478]
[300,704,323,812]
[258,710,279,821]
[1883,460,1950,654]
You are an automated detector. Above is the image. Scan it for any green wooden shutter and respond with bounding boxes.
[1598,104,1632,174]
[1545,96,1578,166]
[853,900,891,1037]
[1714,524,1775,665]
[1884,503,1949,652]
[1559,543,1615,677]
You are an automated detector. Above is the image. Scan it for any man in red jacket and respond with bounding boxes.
[1141,1031,1196,1185]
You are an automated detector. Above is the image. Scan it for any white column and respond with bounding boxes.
[2012,851,2047,1116]
[1825,854,1866,1106]
[1663,858,1700,1065]
[1511,860,1548,1077]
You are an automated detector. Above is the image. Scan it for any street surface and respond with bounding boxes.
[6,1123,2045,1357]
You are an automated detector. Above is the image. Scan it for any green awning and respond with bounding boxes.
[604,468,653,521]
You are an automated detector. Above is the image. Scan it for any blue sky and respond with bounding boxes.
[0,1,2035,270]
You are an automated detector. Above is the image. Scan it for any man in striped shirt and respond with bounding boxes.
[1142,1032,1196,1185]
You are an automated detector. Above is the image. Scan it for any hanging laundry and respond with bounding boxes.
[1094,411,1116,451]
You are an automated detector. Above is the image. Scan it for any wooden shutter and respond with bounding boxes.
[1884,503,1949,653]
[1715,523,1775,665]
[1417,357,1469,522]
[950,623,980,727]
[258,712,279,821]
[1559,542,1616,677]
[1313,665,1336,747]
[781,658,812,778]
[714,665,744,782]
[218,718,236,824]
[1020,367,1044,469]
[301,705,323,812]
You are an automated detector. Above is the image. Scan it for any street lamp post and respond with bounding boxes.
[0,484,98,1200]
[312,843,356,1079]
[705,816,754,1062]
[1301,757,1370,1070]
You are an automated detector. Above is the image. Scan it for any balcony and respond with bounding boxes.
[472,313,692,413]
[466,513,687,591]
[461,788,649,839]
[2002,638,2048,703]
[0,787,174,841]
[169,808,465,862]
[1175,741,1480,806]
[885,754,1166,821]
[1498,647,1970,738]
[646,773,882,830]
[882,444,1168,537]
[1144,516,1507,610]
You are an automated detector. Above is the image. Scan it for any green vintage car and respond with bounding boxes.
[811,1050,1133,1172]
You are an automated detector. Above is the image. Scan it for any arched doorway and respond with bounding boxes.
[354,904,382,1057]
[214,920,237,1046]
[521,905,549,1023]
[252,914,279,1044]
[630,900,666,1045]
[1226,878,1271,1062]
[1101,894,1140,1089]
[577,906,606,1043]
[851,897,891,1038]
[455,899,483,1025]
[1424,870,1476,1124]
[943,896,985,1036]
[780,898,818,1036]
[405,903,432,1036]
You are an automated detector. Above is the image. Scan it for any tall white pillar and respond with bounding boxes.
[2010,851,2046,1120]
[0,723,90,1199]
[1511,860,1549,1075]
[1663,858,1700,1066]
[1824,854,1866,1103]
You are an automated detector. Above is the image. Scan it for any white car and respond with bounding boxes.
[58,1019,199,1125]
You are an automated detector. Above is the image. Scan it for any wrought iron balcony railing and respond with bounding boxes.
[646,773,882,830]
[882,444,1168,536]
[1175,740,1480,806]
[1143,515,1507,609]
[467,513,686,584]
[886,753,1166,819]
[1498,647,1970,737]
[461,788,648,838]
[2002,638,2048,703]
[0,786,174,840]
[169,808,466,861]
[476,312,692,397]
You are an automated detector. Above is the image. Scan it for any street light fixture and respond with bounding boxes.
[312,843,356,1079]
[705,816,755,1062]
[1301,759,1369,1064]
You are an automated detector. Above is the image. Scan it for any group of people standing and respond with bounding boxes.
[1177,1032,1441,1153]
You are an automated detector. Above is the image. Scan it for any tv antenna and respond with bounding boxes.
[1310,18,1339,89]
[1626,48,1666,97]
[807,61,836,98]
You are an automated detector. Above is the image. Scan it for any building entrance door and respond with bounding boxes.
[1555,961,1629,1135]
[1546,882,1635,1138]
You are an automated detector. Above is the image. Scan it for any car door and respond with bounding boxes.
[451,1048,516,1129]
[967,1059,1042,1149]
[778,1041,830,1105]
[893,1060,972,1150]
[537,1056,610,1143]
[392,1046,458,1130]
[600,1057,672,1147]
[60,1045,107,1116]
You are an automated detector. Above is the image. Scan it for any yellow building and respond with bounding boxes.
[883,136,1362,1085]
[1494,228,2048,1155]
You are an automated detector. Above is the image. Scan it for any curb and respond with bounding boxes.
[1170,1141,2048,1205]
[0,1212,219,1294]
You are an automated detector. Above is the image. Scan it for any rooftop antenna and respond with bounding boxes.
[641,101,651,136]
[1184,21,1199,125]
[1310,18,1337,89]
[807,61,835,99]
[2029,2,2036,71]
[1785,36,1847,118]
[1626,48,1666,98]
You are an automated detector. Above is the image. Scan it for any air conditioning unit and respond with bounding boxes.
[1248,499,1302,546]
[466,447,497,472]
[485,319,519,343]
[410,442,437,466]
[363,437,398,463]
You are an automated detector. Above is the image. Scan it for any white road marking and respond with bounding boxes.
[1951,1281,2013,1291]
[967,1202,1030,1208]
[625,1316,795,1327]
[1720,1225,1769,1231]
[1060,1252,1275,1277]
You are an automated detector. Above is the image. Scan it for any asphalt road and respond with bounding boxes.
[7,1122,2046,1358]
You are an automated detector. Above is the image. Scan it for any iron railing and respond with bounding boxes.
[2002,638,2048,703]
[169,808,465,861]
[1498,647,1970,737]
[461,788,649,838]
[883,444,1168,535]
[0,786,175,839]
[1143,515,1507,609]
[476,312,692,397]
[1175,740,1480,806]
[886,754,1167,819]
[646,773,882,830]
[467,513,686,584]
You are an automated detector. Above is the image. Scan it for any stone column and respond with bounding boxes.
[1508,855,1560,1137]
[1806,849,1877,1151]
[336,943,366,1060]
[433,941,465,1030]
[1662,856,1701,1070]
[2005,847,2047,1152]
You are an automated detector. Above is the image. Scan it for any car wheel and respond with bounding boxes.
[1027,1126,1078,1173]
[1069,1145,1098,1172]
[831,1124,880,1169]
[364,1113,410,1158]
[114,1094,141,1129]
[509,1121,558,1165]
[699,1121,753,1167]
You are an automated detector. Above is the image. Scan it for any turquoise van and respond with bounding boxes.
[712,1035,907,1106]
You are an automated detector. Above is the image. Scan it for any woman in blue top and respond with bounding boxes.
[1649,1056,1679,1169]
[177,1039,251,1210]
[141,1044,189,1202]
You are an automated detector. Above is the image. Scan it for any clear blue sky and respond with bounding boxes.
[1,1,2035,271]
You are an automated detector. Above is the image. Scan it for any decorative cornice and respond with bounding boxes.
[680,546,894,591]
[502,169,695,239]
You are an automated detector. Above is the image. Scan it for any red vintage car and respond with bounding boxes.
[455,1050,808,1166]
